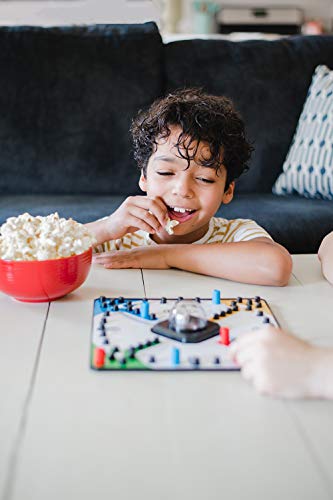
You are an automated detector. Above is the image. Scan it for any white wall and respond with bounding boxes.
[0,0,161,26]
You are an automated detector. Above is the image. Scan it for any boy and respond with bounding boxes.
[230,234,333,399]
[87,89,292,285]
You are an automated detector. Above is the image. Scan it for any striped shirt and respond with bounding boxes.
[94,217,272,253]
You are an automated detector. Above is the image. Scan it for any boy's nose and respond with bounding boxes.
[171,177,194,198]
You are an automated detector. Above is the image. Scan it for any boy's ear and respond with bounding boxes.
[221,181,235,205]
[139,171,147,192]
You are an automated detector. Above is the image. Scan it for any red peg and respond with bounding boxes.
[219,326,230,345]
[94,347,105,368]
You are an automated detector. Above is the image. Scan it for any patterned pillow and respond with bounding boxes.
[273,65,333,200]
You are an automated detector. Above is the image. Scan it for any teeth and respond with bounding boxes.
[172,207,192,213]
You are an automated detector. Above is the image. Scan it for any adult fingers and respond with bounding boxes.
[231,326,277,352]
[233,345,258,367]
[241,361,256,382]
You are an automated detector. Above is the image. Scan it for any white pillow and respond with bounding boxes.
[273,65,333,200]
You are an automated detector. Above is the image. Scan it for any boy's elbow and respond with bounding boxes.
[275,252,293,286]
[266,247,292,287]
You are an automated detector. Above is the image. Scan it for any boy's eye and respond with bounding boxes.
[196,177,215,184]
[156,171,174,176]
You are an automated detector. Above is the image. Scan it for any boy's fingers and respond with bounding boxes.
[93,257,112,266]
[143,197,169,226]
[104,259,134,269]
[127,196,168,227]
[93,252,116,263]
[128,208,161,232]
[93,251,133,268]
[128,218,158,235]
[93,251,114,259]
[150,197,169,222]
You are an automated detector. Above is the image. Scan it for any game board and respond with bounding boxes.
[90,291,279,371]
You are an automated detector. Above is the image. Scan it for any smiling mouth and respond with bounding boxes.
[166,205,197,222]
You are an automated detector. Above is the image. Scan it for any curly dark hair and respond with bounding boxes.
[130,88,253,188]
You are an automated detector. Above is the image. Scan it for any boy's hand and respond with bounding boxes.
[93,245,171,270]
[230,326,323,399]
[104,196,168,240]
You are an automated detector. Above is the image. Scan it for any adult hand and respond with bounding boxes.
[230,326,323,398]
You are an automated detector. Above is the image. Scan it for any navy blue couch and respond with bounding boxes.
[1,22,333,253]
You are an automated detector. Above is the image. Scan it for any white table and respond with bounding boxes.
[1,255,333,500]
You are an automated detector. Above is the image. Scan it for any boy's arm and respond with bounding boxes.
[318,231,333,284]
[85,218,112,246]
[164,238,292,286]
[94,237,292,286]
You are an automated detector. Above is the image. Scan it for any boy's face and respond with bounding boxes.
[139,125,234,244]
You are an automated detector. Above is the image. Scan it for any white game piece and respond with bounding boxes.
[169,300,207,333]
[165,217,179,235]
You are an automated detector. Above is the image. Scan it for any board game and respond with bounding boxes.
[90,290,279,371]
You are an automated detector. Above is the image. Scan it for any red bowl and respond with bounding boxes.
[0,247,92,302]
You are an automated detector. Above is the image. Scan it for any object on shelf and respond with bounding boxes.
[193,1,219,34]
[162,0,182,33]
[217,6,303,35]
[301,19,324,35]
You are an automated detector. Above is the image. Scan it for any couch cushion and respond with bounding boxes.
[1,193,332,254]
[165,35,333,193]
[273,65,333,200]
[216,193,333,253]
[0,23,163,195]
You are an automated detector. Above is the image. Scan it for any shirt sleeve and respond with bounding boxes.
[224,219,273,243]
[93,239,120,253]
[93,230,147,253]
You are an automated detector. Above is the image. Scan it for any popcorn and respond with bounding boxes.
[0,212,96,261]
[165,217,179,235]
